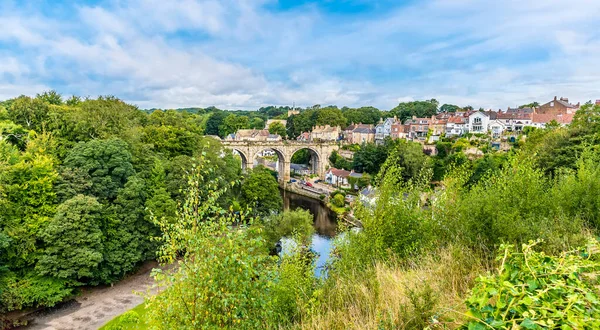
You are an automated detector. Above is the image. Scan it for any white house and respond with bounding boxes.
[445,116,467,137]
[375,117,397,143]
[489,120,506,138]
[325,168,351,187]
[467,112,490,134]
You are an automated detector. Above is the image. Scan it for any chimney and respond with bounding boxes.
[412,115,417,120]
[554,96,557,101]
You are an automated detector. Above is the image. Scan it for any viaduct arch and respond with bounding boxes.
[221,140,339,184]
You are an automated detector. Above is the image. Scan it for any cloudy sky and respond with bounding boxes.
[1,0,599,110]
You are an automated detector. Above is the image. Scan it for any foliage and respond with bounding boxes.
[249,117,265,129]
[315,106,346,128]
[7,96,50,131]
[328,150,352,171]
[261,209,315,247]
[36,195,104,282]
[63,138,134,202]
[342,106,381,125]
[331,194,345,208]
[440,104,461,113]
[291,148,311,164]
[463,240,600,329]
[240,166,282,216]
[389,99,439,122]
[268,121,287,137]
[220,114,250,137]
[145,162,279,329]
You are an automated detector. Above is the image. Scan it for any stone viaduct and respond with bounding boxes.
[221,140,339,184]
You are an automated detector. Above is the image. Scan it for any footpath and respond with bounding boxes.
[20,262,158,330]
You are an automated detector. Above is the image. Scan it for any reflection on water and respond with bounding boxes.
[280,189,338,278]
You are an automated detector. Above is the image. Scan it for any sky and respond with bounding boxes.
[1,0,600,110]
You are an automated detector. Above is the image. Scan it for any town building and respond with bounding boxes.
[375,117,397,143]
[291,163,311,176]
[531,113,575,128]
[467,111,490,134]
[390,122,408,140]
[345,124,375,144]
[230,129,270,141]
[325,168,351,187]
[405,116,433,140]
[296,132,310,142]
[311,125,341,141]
[537,96,580,115]
[445,116,468,137]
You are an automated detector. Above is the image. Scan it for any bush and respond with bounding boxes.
[331,194,345,208]
[462,240,600,329]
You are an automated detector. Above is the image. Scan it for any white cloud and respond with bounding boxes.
[1,0,599,110]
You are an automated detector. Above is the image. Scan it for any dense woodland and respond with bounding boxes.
[1,92,600,329]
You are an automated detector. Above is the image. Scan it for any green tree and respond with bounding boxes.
[286,110,316,139]
[316,106,346,128]
[250,117,266,129]
[70,96,142,140]
[261,209,315,247]
[63,139,135,201]
[205,111,228,137]
[36,195,104,281]
[7,96,50,131]
[268,121,287,137]
[343,106,381,125]
[36,90,63,105]
[241,166,282,216]
[389,99,439,122]
[219,114,250,137]
[439,104,460,113]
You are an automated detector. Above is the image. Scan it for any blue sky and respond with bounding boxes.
[1,0,599,110]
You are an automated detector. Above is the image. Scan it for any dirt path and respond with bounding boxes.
[21,261,159,330]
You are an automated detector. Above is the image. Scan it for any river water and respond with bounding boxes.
[280,189,338,278]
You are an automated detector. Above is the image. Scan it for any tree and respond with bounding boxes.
[316,106,346,128]
[343,106,381,125]
[219,114,250,137]
[70,96,143,140]
[519,102,540,108]
[286,110,316,139]
[261,209,315,247]
[205,111,228,137]
[439,104,461,113]
[268,121,287,138]
[7,96,50,131]
[352,142,389,175]
[36,90,63,105]
[63,139,135,201]
[249,117,265,129]
[389,99,439,122]
[241,166,282,216]
[36,195,104,281]
[291,149,310,164]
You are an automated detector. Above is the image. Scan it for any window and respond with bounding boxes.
[473,125,483,132]
[473,117,482,124]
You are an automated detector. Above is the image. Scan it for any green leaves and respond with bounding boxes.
[462,240,600,329]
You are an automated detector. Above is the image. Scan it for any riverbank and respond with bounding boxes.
[18,262,159,330]
[281,183,362,228]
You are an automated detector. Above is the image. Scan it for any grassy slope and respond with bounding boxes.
[99,303,149,330]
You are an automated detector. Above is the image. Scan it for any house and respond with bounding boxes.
[445,116,467,137]
[531,113,575,128]
[311,125,341,141]
[291,163,311,176]
[489,120,507,138]
[405,116,433,139]
[325,168,351,187]
[467,111,489,134]
[507,107,534,114]
[296,132,310,142]
[375,117,397,143]
[349,124,376,144]
[537,96,580,115]
[430,118,447,137]
[390,123,408,140]
[496,111,533,133]
[233,129,271,141]
[359,186,377,206]
[267,134,282,142]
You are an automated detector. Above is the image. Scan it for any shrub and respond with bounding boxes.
[331,194,345,208]
[462,240,600,329]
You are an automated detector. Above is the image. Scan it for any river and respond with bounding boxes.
[280,189,339,278]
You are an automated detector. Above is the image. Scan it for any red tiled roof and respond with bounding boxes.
[532,113,574,125]
[328,168,351,178]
